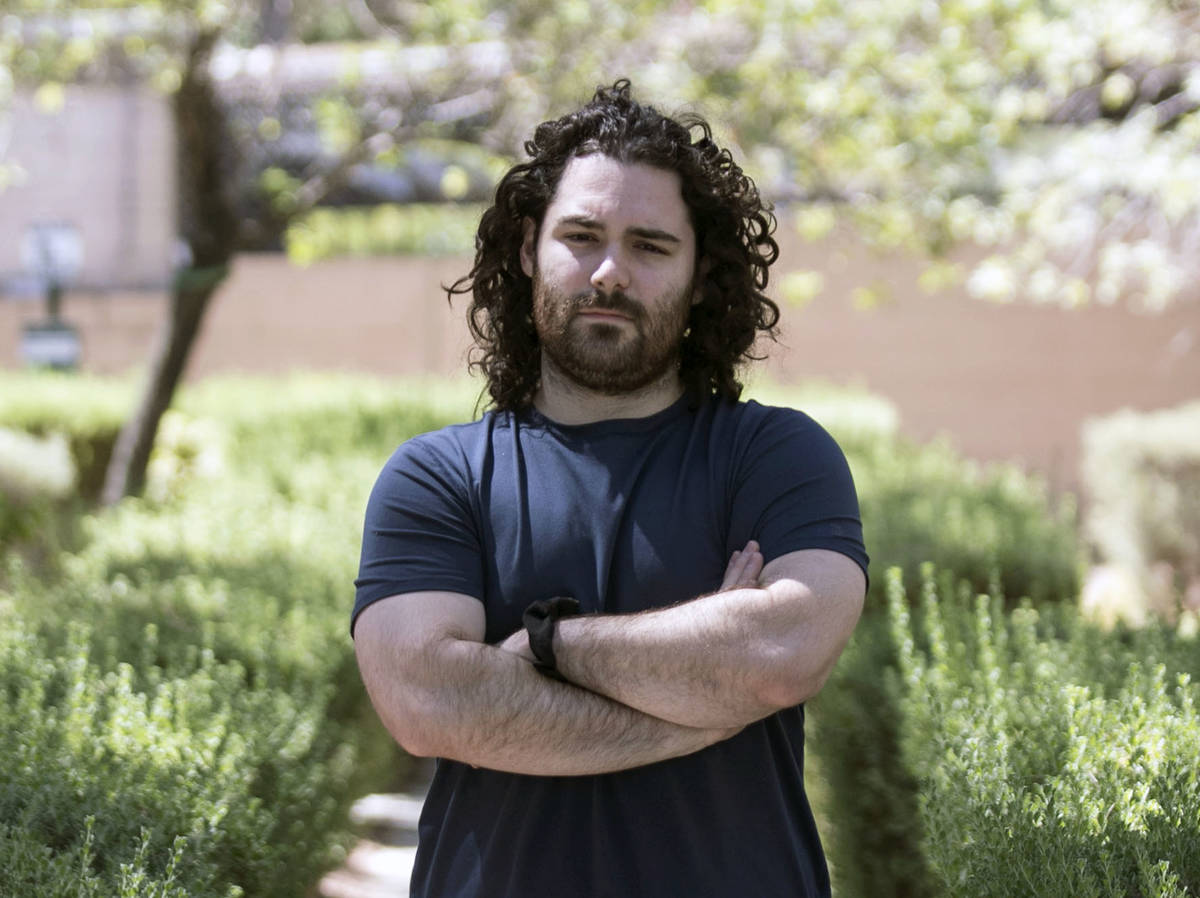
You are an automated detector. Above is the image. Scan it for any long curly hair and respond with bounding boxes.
[446,79,780,412]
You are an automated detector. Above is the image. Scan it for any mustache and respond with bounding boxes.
[569,289,643,319]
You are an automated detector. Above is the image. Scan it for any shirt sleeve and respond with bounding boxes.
[728,405,869,585]
[352,433,485,636]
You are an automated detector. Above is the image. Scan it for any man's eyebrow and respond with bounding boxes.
[627,226,682,244]
[556,214,603,229]
[554,215,682,244]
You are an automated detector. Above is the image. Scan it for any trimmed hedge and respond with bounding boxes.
[749,380,1081,608]
[1082,401,1200,617]
[284,203,485,263]
[744,378,901,447]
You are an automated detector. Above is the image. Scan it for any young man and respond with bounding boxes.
[352,80,868,897]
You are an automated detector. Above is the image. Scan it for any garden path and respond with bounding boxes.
[318,758,434,898]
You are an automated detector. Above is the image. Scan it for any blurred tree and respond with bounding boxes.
[441,0,1199,312]
[258,0,292,44]
[1,0,1196,500]
[0,1,496,504]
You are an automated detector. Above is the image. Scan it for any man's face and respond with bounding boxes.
[520,154,699,396]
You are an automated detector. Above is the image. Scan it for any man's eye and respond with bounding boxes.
[565,233,596,243]
[637,242,668,255]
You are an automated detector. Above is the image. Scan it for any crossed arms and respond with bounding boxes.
[353,544,865,777]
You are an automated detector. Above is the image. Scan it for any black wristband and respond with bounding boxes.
[523,597,581,681]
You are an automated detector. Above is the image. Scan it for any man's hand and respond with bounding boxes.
[719,540,763,591]
[498,624,535,661]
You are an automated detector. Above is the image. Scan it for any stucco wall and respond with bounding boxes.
[0,85,175,293]
[1,241,1197,494]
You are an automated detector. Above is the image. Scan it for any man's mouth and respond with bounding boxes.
[577,308,633,322]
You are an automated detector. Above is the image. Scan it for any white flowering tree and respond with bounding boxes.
[457,0,1200,312]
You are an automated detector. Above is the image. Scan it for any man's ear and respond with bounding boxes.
[520,217,537,278]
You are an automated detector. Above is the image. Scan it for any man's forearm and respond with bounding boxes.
[364,634,738,776]
[550,585,789,729]
[547,550,866,729]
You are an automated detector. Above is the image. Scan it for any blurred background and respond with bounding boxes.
[2,2,1199,896]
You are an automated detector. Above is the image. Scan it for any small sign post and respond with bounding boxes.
[19,223,83,371]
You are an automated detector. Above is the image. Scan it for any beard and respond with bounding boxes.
[532,275,693,396]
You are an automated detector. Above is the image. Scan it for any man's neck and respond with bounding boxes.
[533,361,685,426]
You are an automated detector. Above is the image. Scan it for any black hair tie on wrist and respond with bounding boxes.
[523,597,581,681]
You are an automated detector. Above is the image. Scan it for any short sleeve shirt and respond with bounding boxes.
[353,392,868,897]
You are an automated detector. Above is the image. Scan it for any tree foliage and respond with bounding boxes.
[362,0,1200,310]
[333,0,1198,313]
[1,0,1197,498]
[4,0,1198,308]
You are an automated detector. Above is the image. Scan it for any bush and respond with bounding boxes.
[0,372,132,502]
[851,435,1080,607]
[886,565,1200,897]
[284,203,485,264]
[741,379,1081,607]
[1082,401,1200,618]
[0,371,483,895]
[809,612,937,898]
[0,427,77,549]
[809,429,1080,898]
[0,371,1115,896]
[177,372,479,475]
[0,615,357,898]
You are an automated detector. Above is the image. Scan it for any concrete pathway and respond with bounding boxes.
[319,759,433,898]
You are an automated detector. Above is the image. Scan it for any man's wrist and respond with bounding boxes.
[523,597,581,681]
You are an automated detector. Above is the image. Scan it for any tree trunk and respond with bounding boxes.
[101,272,226,504]
[258,0,292,44]
[101,30,238,506]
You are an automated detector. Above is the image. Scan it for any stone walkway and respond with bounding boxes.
[318,759,434,898]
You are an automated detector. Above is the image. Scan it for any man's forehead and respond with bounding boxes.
[545,155,692,236]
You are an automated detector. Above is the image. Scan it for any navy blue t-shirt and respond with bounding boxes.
[353,392,868,898]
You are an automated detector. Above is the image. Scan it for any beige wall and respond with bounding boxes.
[1,243,1198,494]
[0,85,175,292]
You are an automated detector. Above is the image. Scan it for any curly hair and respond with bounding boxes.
[446,79,780,412]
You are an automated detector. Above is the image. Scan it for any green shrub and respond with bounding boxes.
[887,565,1200,897]
[0,371,1095,896]
[0,372,481,894]
[1082,401,1200,614]
[0,615,358,898]
[851,435,1080,607]
[809,612,937,898]
[178,372,478,475]
[0,427,77,550]
[0,817,192,898]
[284,203,485,263]
[810,430,1080,898]
[0,372,132,502]
[740,379,1080,607]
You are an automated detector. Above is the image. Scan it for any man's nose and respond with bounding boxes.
[590,249,630,293]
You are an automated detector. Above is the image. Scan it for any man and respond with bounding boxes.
[352,80,868,897]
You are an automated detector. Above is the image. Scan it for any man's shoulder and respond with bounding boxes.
[391,410,507,457]
[708,395,833,443]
